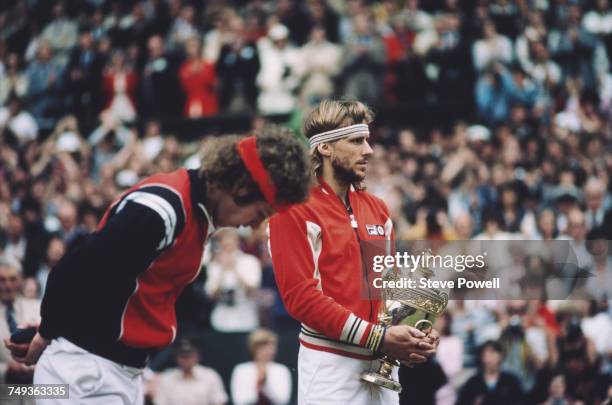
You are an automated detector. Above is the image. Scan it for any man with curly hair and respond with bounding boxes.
[6,127,311,404]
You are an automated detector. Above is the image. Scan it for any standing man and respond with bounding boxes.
[268,99,439,404]
[7,128,311,404]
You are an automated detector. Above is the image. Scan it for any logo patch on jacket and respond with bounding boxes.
[366,224,385,236]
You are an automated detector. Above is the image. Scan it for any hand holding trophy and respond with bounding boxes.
[361,250,448,392]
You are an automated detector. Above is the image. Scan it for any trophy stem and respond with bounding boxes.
[360,356,402,392]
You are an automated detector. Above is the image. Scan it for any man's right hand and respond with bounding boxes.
[380,325,436,366]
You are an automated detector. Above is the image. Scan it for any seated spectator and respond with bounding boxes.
[179,37,218,118]
[583,177,609,231]
[0,257,40,385]
[205,229,261,333]
[1,213,27,269]
[230,328,291,405]
[556,318,605,403]
[21,277,39,300]
[540,374,575,405]
[154,339,228,405]
[456,340,524,405]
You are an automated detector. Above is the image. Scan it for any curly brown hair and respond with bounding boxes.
[199,125,311,207]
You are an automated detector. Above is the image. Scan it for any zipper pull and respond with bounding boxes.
[349,214,358,228]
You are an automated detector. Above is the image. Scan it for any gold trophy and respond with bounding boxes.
[361,250,448,392]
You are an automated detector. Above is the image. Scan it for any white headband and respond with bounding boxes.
[308,124,370,150]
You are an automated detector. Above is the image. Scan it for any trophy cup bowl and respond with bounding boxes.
[361,254,448,393]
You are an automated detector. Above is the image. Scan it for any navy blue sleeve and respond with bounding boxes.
[38,186,185,340]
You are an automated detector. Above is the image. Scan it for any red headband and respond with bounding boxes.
[237,136,288,212]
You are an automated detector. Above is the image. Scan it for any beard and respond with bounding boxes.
[331,155,365,186]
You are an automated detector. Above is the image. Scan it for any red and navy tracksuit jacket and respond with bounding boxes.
[268,180,393,359]
[39,169,211,367]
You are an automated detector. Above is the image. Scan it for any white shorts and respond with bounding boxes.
[298,345,400,405]
[33,338,144,405]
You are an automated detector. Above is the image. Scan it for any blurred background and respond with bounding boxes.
[0,0,611,404]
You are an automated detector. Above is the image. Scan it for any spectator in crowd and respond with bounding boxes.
[0,53,27,106]
[583,177,609,231]
[202,7,236,63]
[216,16,260,112]
[400,0,433,35]
[434,312,464,405]
[0,96,38,146]
[140,35,182,118]
[1,213,27,269]
[39,1,77,67]
[341,12,385,105]
[167,4,200,51]
[385,14,431,104]
[456,340,524,405]
[35,237,64,300]
[584,234,612,302]
[179,37,218,118]
[299,26,341,107]
[21,277,39,301]
[0,257,39,385]
[549,4,608,92]
[276,0,314,46]
[24,41,63,128]
[475,63,517,124]
[472,20,513,72]
[137,119,165,164]
[583,0,612,58]
[256,24,302,116]
[205,229,261,333]
[555,316,606,403]
[65,30,104,123]
[88,111,135,180]
[540,374,575,405]
[230,328,291,405]
[499,301,541,391]
[154,339,228,405]
[102,50,138,123]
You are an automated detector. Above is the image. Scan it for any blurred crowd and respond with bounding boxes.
[1,0,612,404]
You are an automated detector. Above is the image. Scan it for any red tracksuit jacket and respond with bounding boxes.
[269,180,393,359]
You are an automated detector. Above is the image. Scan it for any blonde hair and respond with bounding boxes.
[247,328,277,355]
[303,99,374,182]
